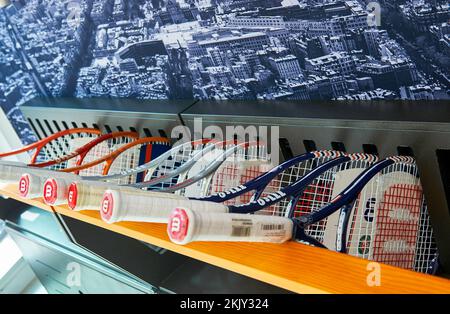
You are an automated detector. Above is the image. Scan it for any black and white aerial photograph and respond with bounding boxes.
[0,0,449,143]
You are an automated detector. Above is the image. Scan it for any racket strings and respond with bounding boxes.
[345,162,436,273]
[174,143,268,197]
[207,144,272,205]
[414,200,437,273]
[293,170,336,241]
[291,158,376,242]
[142,141,208,190]
[42,132,99,169]
[258,155,336,217]
[106,144,141,185]
[77,136,135,177]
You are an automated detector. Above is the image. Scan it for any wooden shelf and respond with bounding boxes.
[1,184,450,294]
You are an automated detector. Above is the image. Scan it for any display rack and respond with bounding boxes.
[1,184,449,293]
[0,97,448,293]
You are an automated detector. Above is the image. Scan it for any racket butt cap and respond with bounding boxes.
[18,173,31,197]
[43,178,69,205]
[167,207,193,245]
[67,182,78,210]
[19,173,42,199]
[101,190,120,223]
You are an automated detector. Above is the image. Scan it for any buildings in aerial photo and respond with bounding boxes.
[0,0,448,142]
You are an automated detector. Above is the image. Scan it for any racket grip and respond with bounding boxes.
[68,180,128,211]
[167,208,294,245]
[19,173,45,199]
[0,163,28,185]
[101,188,229,224]
[42,173,80,205]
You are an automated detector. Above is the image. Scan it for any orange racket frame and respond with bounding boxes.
[0,128,102,164]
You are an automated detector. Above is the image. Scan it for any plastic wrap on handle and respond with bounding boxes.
[101,189,229,224]
[19,171,79,199]
[0,163,31,185]
[0,161,28,166]
[68,180,132,211]
[167,208,294,245]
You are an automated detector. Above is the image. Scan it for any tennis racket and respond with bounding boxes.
[99,150,351,224]
[68,139,241,212]
[298,156,437,273]
[128,139,239,190]
[41,136,171,205]
[158,140,269,195]
[166,153,377,243]
[0,127,102,164]
[100,141,270,223]
[169,156,437,274]
[16,131,139,199]
[68,140,263,210]
[0,128,103,184]
[65,139,211,210]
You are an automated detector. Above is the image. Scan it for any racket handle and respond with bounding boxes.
[167,208,294,245]
[42,173,80,205]
[19,173,45,199]
[20,172,78,200]
[0,163,31,185]
[68,180,129,211]
[101,189,229,224]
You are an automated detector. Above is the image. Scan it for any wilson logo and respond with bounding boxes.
[171,217,181,233]
[336,210,347,251]
[217,185,246,198]
[44,183,54,199]
[43,179,58,204]
[102,198,110,214]
[19,176,28,195]
[67,183,78,209]
[234,191,287,208]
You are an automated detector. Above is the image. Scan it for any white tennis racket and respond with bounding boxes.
[68,139,251,212]
[66,139,211,210]
[98,149,347,224]
[99,141,272,223]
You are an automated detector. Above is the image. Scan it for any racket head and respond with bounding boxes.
[293,156,438,274]
[345,160,437,273]
[172,140,269,197]
[131,138,218,190]
[198,141,272,202]
[0,128,102,163]
[65,138,172,209]
[141,138,211,187]
[290,154,378,246]
[103,137,172,184]
[32,128,101,165]
[17,132,140,202]
[69,133,141,175]
[31,131,139,169]
[252,151,370,217]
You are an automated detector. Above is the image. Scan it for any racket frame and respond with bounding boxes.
[0,128,102,164]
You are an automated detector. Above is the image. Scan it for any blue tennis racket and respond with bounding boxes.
[166,153,375,237]
[168,156,438,274]
[99,150,357,223]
